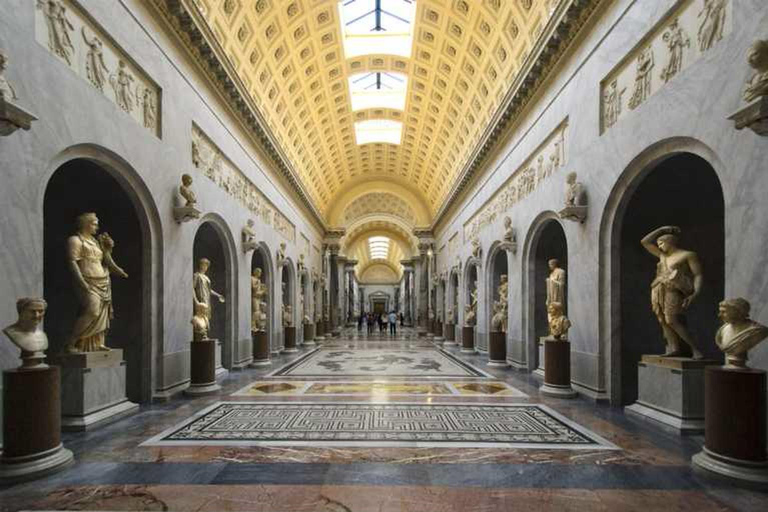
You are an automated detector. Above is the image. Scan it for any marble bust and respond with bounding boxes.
[744,39,768,103]
[283,304,293,327]
[464,304,476,327]
[0,50,18,100]
[471,238,482,261]
[548,302,571,340]
[180,174,197,207]
[3,298,49,370]
[174,174,201,223]
[242,219,257,252]
[503,216,516,244]
[491,301,507,333]
[191,302,209,342]
[715,298,768,368]
[277,242,286,265]
[559,172,588,222]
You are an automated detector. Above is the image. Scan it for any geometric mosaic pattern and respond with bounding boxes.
[231,380,527,398]
[268,348,492,379]
[143,402,617,450]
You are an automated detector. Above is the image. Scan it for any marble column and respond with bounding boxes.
[413,233,433,336]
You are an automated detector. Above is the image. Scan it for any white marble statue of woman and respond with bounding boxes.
[66,213,129,353]
[628,46,654,110]
[3,298,49,369]
[660,18,689,83]
[82,28,109,91]
[642,226,704,359]
[715,298,768,368]
[697,0,727,52]
[39,0,75,65]
[141,88,157,130]
[110,60,135,113]
[193,258,225,329]
[545,259,566,321]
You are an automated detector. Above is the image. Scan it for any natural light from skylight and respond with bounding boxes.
[349,72,408,111]
[368,236,390,260]
[354,119,402,145]
[338,0,416,59]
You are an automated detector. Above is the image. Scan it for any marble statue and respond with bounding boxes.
[3,298,49,370]
[660,18,690,83]
[602,79,625,129]
[697,0,727,52]
[82,28,109,91]
[39,0,75,65]
[547,302,571,340]
[471,238,482,261]
[193,258,225,330]
[503,216,516,244]
[628,46,654,110]
[498,275,508,303]
[545,259,566,321]
[715,298,768,369]
[277,242,286,265]
[180,174,197,207]
[559,172,588,222]
[282,304,293,327]
[744,39,768,103]
[110,60,135,113]
[191,302,209,342]
[298,253,305,271]
[470,286,479,311]
[491,301,507,333]
[464,304,476,327]
[642,226,704,359]
[251,268,267,332]
[141,88,157,130]
[0,50,18,100]
[66,213,129,353]
[242,219,257,252]
[446,308,454,324]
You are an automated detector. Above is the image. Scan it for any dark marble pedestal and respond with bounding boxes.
[461,326,475,353]
[540,339,576,398]
[444,324,456,345]
[303,323,316,346]
[488,331,508,367]
[250,331,270,367]
[283,326,298,353]
[185,339,221,396]
[1,367,74,483]
[693,367,768,484]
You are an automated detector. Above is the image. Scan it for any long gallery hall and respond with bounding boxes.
[1,0,768,510]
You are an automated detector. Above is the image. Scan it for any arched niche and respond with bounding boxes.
[193,219,235,372]
[487,244,509,330]
[43,156,160,403]
[251,243,274,347]
[463,259,479,348]
[610,152,724,405]
[526,216,568,371]
[280,259,296,332]
[450,270,460,323]
[300,269,310,325]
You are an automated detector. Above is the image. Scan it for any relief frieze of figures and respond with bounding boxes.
[463,119,568,242]
[601,0,731,132]
[34,0,160,136]
[191,124,296,243]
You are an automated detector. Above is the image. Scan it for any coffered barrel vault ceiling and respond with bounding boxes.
[183,0,564,224]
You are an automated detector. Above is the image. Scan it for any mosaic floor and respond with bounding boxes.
[232,380,527,397]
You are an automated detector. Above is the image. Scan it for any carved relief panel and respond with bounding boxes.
[34,0,161,137]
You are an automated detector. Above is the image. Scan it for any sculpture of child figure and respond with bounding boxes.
[547,302,571,340]
[191,302,210,342]
[715,297,768,368]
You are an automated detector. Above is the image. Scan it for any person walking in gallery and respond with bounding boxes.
[367,312,374,334]
[358,311,364,331]
[400,312,404,326]
[389,310,397,336]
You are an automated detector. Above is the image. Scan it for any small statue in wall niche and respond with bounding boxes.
[3,298,49,370]
[242,219,257,253]
[545,259,566,322]
[110,60,135,113]
[498,275,509,306]
[547,302,571,340]
[191,302,210,342]
[642,225,704,359]
[697,0,727,53]
[65,213,129,353]
[715,298,768,368]
[471,238,482,261]
[251,268,268,332]
[602,79,625,130]
[193,258,225,331]
[82,28,110,91]
[277,242,286,265]
[175,174,201,223]
[464,304,476,327]
[470,287,479,311]
[0,50,18,101]
[140,87,157,130]
[559,172,588,222]
[282,304,293,327]
[660,18,690,84]
[628,46,654,110]
[491,301,508,334]
[743,39,768,103]
[38,0,75,65]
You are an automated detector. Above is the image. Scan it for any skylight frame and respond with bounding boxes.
[338,0,416,59]
[349,72,409,112]
[368,235,390,260]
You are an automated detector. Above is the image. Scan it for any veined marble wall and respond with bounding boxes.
[0,0,324,400]
[434,0,768,403]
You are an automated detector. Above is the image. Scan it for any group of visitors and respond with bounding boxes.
[358,311,403,335]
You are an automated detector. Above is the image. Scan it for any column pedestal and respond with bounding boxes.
[57,350,139,431]
[692,367,768,484]
[434,321,444,342]
[185,339,221,396]
[1,367,74,483]
[488,331,508,367]
[461,326,475,353]
[283,326,298,353]
[303,323,316,346]
[250,331,270,367]
[625,355,719,433]
[540,339,576,398]
[443,324,456,346]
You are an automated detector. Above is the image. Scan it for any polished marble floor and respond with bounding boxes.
[1,327,767,511]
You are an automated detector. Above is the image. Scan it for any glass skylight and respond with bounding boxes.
[354,119,403,145]
[338,0,416,59]
[368,236,390,260]
[349,72,408,111]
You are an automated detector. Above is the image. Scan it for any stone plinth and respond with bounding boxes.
[729,96,768,136]
[540,339,576,398]
[185,340,221,396]
[250,331,270,367]
[303,323,316,346]
[283,326,298,353]
[625,355,719,433]
[1,367,74,483]
[0,96,37,136]
[444,324,456,345]
[57,349,139,431]
[534,338,546,379]
[488,331,508,367]
[692,367,768,484]
[461,326,475,353]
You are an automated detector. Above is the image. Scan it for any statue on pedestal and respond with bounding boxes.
[3,298,49,370]
[491,301,507,333]
[464,304,476,327]
[744,39,768,103]
[715,298,768,368]
[65,213,128,353]
[545,259,566,323]
[193,258,225,330]
[251,268,267,332]
[559,172,588,222]
[547,302,571,340]
[174,174,201,223]
[642,225,704,359]
[191,302,209,342]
